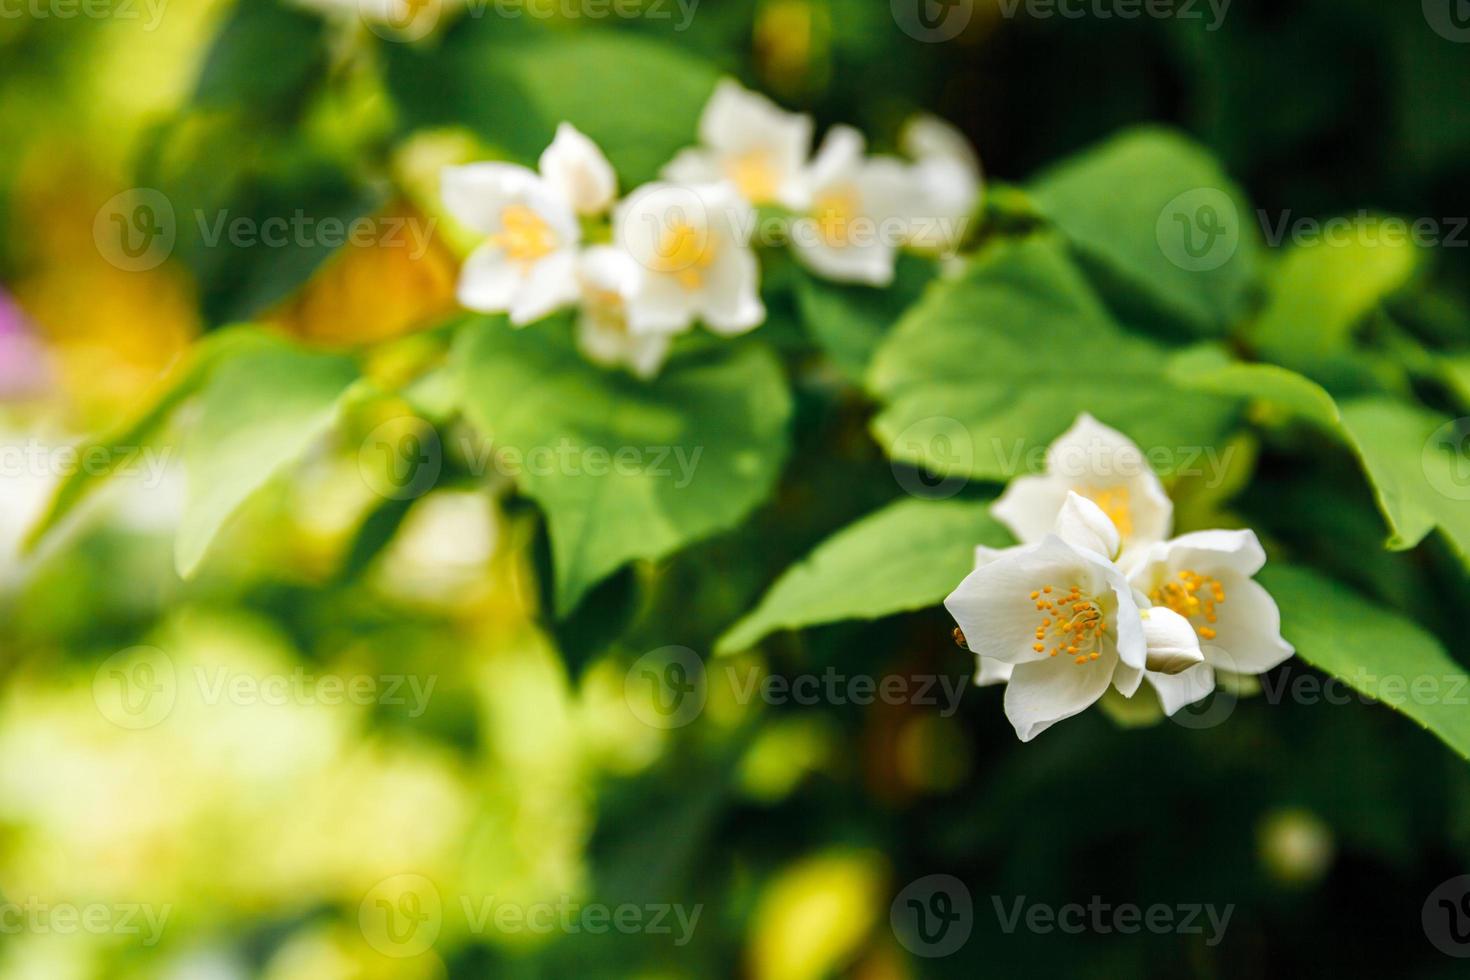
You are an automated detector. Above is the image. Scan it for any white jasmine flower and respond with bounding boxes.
[900,114,983,254]
[1129,530,1294,714]
[574,246,671,380]
[442,125,616,325]
[613,181,764,336]
[442,164,580,325]
[992,413,1173,565]
[539,123,617,217]
[662,79,813,209]
[961,495,1202,717]
[789,126,918,287]
[946,496,1149,742]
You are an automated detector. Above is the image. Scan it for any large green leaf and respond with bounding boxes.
[455,318,792,615]
[176,338,360,576]
[193,0,327,119]
[1244,214,1421,391]
[24,328,279,551]
[1339,397,1470,559]
[1261,563,1470,761]
[1165,346,1341,428]
[867,235,1238,482]
[385,28,720,186]
[716,497,1009,655]
[1027,126,1259,336]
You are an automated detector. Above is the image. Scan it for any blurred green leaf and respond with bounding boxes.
[1028,126,1259,337]
[717,497,1008,655]
[867,235,1238,481]
[793,254,937,384]
[385,27,720,186]
[1166,346,1341,428]
[24,328,279,552]
[1340,397,1470,560]
[193,0,327,119]
[1262,562,1470,761]
[1244,214,1422,391]
[455,317,792,616]
[176,336,360,576]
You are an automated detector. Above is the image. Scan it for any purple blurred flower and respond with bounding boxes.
[0,286,48,399]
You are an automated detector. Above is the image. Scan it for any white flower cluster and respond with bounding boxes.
[945,414,1294,742]
[441,80,983,378]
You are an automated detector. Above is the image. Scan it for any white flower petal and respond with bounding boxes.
[1149,528,1267,578]
[538,122,617,216]
[792,238,897,286]
[662,147,724,186]
[1054,491,1121,561]
[1004,649,1118,741]
[1205,574,1294,675]
[455,241,523,313]
[698,245,765,334]
[974,656,1013,687]
[1145,662,1217,716]
[697,79,812,207]
[901,114,981,177]
[508,249,580,326]
[440,162,541,235]
[945,535,1114,668]
[1141,606,1205,675]
[806,125,865,192]
[991,474,1072,545]
[1043,413,1174,552]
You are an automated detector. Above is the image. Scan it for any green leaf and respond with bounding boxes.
[1339,397,1470,559]
[716,497,1009,655]
[1244,214,1421,390]
[1165,346,1341,428]
[24,328,278,551]
[455,318,792,616]
[1260,563,1470,761]
[867,235,1238,482]
[793,254,937,383]
[193,0,327,119]
[385,28,720,186]
[176,337,360,576]
[1027,126,1259,336]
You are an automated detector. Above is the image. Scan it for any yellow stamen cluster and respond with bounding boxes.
[727,149,780,204]
[1150,569,1226,641]
[492,204,558,267]
[812,184,861,248]
[1081,485,1133,538]
[1029,584,1106,665]
[652,222,717,289]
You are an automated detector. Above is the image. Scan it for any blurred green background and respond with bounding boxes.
[1,1,1469,977]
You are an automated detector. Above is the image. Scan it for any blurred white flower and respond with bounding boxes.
[538,122,618,217]
[663,79,813,209]
[442,126,615,326]
[614,181,764,336]
[789,126,917,287]
[901,113,983,254]
[574,246,671,380]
